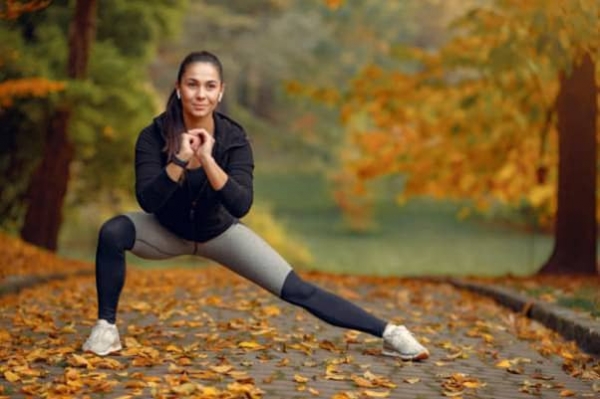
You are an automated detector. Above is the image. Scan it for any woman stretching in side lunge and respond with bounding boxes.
[83,51,429,361]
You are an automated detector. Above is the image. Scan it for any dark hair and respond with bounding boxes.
[163,51,224,159]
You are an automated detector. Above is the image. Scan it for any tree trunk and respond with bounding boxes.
[540,52,598,274]
[20,0,97,251]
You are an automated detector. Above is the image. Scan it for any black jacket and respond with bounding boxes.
[134,112,254,242]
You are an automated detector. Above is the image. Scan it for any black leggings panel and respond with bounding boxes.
[95,215,135,324]
[280,271,387,337]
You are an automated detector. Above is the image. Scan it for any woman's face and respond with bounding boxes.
[177,62,224,121]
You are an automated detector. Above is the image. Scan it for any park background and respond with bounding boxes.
[0,0,598,277]
[1,2,599,398]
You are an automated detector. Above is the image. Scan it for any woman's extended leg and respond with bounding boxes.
[280,271,386,336]
[197,223,429,360]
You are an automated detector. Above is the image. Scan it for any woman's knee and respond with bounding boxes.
[98,215,135,251]
[280,271,317,303]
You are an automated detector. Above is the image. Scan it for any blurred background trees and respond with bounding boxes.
[322,0,598,273]
[0,0,187,249]
[0,0,597,274]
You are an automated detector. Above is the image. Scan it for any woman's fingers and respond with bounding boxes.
[188,134,201,151]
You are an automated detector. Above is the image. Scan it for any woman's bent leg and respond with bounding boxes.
[86,212,195,356]
[95,215,135,324]
[98,211,196,322]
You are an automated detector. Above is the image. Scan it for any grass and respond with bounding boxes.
[254,170,555,277]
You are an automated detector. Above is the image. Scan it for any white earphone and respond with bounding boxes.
[176,90,181,100]
[218,92,223,102]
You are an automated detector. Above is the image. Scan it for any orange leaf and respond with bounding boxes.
[68,354,92,368]
[560,390,576,397]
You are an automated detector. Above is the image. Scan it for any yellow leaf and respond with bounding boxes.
[260,305,281,317]
[294,374,309,383]
[363,390,390,398]
[481,333,494,343]
[495,359,512,369]
[528,185,553,207]
[463,381,486,389]
[352,376,375,388]
[61,323,77,334]
[69,354,92,368]
[442,390,464,397]
[4,370,19,382]
[308,387,320,396]
[171,382,197,395]
[403,377,421,384]
[238,341,265,350]
[210,365,233,374]
[168,363,184,373]
[125,380,146,389]
[124,337,141,348]
[165,344,181,353]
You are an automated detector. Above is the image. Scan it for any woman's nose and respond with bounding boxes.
[197,87,209,98]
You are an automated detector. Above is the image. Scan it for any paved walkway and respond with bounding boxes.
[0,267,598,398]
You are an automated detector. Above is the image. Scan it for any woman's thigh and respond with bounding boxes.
[124,212,195,259]
[196,223,293,296]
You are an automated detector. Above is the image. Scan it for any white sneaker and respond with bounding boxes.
[382,324,429,360]
[82,320,122,356]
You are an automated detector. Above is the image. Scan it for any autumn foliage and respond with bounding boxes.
[0,2,65,107]
[0,232,90,281]
[315,0,600,230]
[0,0,50,19]
[0,77,65,107]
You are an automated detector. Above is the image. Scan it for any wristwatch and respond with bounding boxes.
[171,155,190,169]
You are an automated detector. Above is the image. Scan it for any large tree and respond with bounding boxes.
[21,0,97,250]
[0,0,187,250]
[540,53,597,274]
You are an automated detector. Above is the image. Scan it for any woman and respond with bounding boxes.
[83,51,429,361]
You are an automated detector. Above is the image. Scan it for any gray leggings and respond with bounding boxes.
[95,212,387,337]
[126,212,292,296]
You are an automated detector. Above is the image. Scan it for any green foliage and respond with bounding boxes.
[0,0,188,230]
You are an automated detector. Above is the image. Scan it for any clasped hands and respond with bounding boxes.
[178,128,214,164]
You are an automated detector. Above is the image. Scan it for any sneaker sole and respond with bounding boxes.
[82,342,122,356]
[382,347,429,361]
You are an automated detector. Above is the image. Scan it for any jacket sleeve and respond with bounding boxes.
[134,129,180,213]
[216,141,254,218]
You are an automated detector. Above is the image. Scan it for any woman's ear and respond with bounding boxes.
[218,83,226,102]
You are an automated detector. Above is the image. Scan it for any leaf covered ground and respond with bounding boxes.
[0,234,598,398]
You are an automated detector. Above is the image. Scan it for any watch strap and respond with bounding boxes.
[171,156,189,169]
